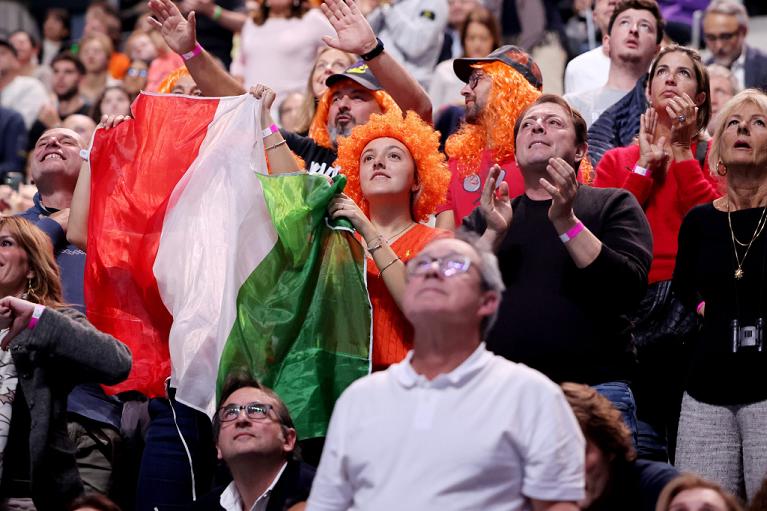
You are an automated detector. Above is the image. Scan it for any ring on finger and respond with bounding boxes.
[677,114,686,123]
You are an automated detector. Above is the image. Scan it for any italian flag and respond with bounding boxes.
[86,93,371,438]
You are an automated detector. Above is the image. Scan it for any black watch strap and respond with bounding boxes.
[361,37,385,61]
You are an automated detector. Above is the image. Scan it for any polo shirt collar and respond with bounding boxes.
[394,343,492,389]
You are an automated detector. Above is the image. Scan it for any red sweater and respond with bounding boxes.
[594,143,722,283]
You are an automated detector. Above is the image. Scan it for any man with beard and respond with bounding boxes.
[434,45,545,228]
[28,52,90,151]
[564,0,662,128]
[147,0,431,174]
[702,0,767,91]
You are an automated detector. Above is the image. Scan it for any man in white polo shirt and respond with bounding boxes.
[307,234,585,511]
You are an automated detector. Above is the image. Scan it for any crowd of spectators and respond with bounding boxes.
[1,0,767,509]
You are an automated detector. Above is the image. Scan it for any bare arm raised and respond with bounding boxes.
[320,0,433,123]
[148,0,246,97]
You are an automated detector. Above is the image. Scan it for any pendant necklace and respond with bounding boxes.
[727,199,767,280]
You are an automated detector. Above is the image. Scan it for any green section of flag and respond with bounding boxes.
[217,173,371,439]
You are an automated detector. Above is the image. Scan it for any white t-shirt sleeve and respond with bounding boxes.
[306,388,355,511]
[517,377,586,502]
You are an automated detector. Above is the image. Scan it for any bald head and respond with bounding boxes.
[62,114,96,144]
[31,127,85,194]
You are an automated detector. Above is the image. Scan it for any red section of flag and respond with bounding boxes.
[86,93,220,397]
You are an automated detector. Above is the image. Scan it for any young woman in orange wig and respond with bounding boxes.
[328,109,451,369]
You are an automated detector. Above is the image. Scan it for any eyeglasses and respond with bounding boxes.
[127,67,148,78]
[704,30,740,43]
[218,402,275,423]
[406,253,473,278]
[467,71,486,89]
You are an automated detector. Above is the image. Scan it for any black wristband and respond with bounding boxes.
[360,38,385,61]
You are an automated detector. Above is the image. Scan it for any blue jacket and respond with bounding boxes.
[0,106,26,176]
[588,75,648,167]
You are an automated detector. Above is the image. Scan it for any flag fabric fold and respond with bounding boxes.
[87,92,371,437]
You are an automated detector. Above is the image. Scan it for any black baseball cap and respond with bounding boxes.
[0,39,17,58]
[326,60,383,91]
[454,45,543,91]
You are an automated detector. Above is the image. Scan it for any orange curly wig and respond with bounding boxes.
[157,67,191,94]
[308,83,401,149]
[335,110,450,223]
[444,61,595,183]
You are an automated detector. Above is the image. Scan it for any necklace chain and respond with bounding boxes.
[727,200,767,280]
[386,222,415,243]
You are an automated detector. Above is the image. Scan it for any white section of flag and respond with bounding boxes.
[153,94,278,417]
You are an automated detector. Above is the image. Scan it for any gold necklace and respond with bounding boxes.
[727,200,767,280]
[386,222,415,244]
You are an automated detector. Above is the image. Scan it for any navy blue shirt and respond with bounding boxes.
[17,193,122,429]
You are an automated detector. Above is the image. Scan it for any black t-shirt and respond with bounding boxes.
[464,186,652,385]
[282,130,338,173]
[673,203,767,405]
[0,386,31,498]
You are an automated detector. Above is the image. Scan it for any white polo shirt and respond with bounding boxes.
[307,343,585,511]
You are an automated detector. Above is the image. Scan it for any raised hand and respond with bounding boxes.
[667,92,699,151]
[328,193,376,241]
[320,0,379,55]
[250,84,277,127]
[637,108,668,173]
[480,165,513,235]
[540,157,578,225]
[148,0,197,55]
[99,114,131,130]
[179,0,215,16]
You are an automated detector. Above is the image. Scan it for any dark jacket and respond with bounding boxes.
[0,106,26,176]
[8,307,131,510]
[705,45,767,91]
[744,45,767,90]
[190,460,316,511]
[588,75,649,167]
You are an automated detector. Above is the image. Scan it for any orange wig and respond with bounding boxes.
[308,83,401,149]
[335,110,450,223]
[444,61,595,183]
[157,67,191,94]
[445,61,540,176]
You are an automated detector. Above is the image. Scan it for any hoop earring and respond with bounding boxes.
[717,160,728,176]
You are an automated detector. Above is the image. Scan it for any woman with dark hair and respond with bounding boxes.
[91,86,132,122]
[673,89,767,501]
[181,0,334,101]
[594,45,722,462]
[0,217,131,510]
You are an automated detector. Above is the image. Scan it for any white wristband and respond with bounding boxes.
[633,164,649,176]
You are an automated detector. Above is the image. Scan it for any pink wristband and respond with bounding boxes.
[559,221,585,243]
[27,304,45,330]
[181,42,203,61]
[262,123,279,138]
[696,301,705,315]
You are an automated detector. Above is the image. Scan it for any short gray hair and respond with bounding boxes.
[707,63,740,95]
[454,229,505,339]
[704,0,749,29]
